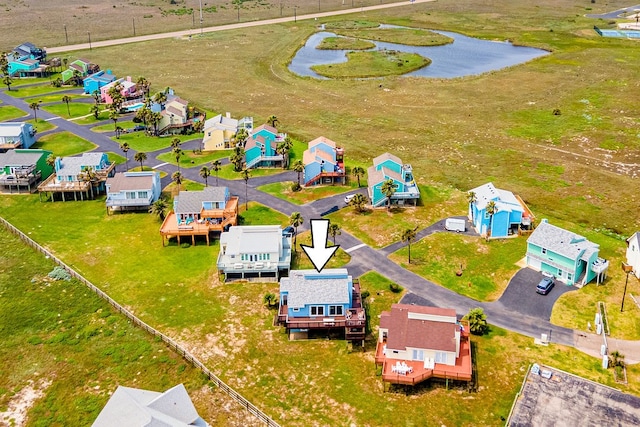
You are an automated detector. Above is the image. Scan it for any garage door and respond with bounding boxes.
[527,256,541,270]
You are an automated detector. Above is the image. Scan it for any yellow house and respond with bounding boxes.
[202,114,253,151]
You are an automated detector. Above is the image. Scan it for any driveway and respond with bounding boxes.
[495,268,577,321]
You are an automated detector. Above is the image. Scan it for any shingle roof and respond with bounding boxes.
[252,124,278,135]
[280,269,351,308]
[380,304,457,352]
[106,172,154,193]
[373,152,402,168]
[91,384,207,427]
[57,153,106,177]
[308,136,336,149]
[0,150,42,167]
[204,114,238,131]
[174,187,227,214]
[220,225,282,255]
[366,165,384,187]
[527,220,599,261]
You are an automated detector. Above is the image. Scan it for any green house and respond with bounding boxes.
[0,149,53,193]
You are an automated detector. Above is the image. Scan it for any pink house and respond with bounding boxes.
[100,76,138,104]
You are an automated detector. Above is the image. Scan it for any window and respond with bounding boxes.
[137,191,147,199]
[412,349,424,361]
[557,268,563,277]
[435,352,447,364]
[310,306,324,316]
[329,305,343,316]
[292,308,299,312]
[126,191,136,199]
[567,273,572,281]
[541,248,547,254]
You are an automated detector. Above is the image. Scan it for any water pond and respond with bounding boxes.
[288,29,549,79]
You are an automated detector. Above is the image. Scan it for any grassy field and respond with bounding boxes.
[42,102,94,119]
[0,226,259,427]
[157,148,231,169]
[390,232,527,301]
[0,105,27,121]
[317,36,375,50]
[91,120,136,132]
[23,118,56,133]
[112,132,202,153]
[25,93,86,104]
[257,181,355,205]
[32,131,96,157]
[4,85,75,99]
[312,50,431,78]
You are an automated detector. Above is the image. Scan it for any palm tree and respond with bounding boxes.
[263,292,277,308]
[149,111,162,135]
[170,138,181,149]
[45,153,56,169]
[3,75,13,91]
[136,76,150,97]
[61,95,73,117]
[149,198,168,221]
[401,227,418,264]
[172,171,183,192]
[233,128,249,147]
[267,115,278,128]
[109,109,119,132]
[211,160,222,186]
[80,166,97,198]
[467,191,477,222]
[485,200,497,238]
[90,104,100,120]
[465,308,488,336]
[381,179,397,210]
[135,105,151,128]
[92,90,101,104]
[352,166,365,187]
[349,193,367,213]
[29,101,41,122]
[199,166,211,187]
[173,147,183,173]
[289,212,303,251]
[153,90,167,109]
[241,168,250,210]
[230,146,245,172]
[293,160,304,185]
[328,222,341,245]
[134,151,147,171]
[276,141,288,169]
[120,143,130,170]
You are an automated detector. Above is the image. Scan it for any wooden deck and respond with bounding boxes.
[159,197,238,246]
[37,163,116,201]
[375,333,473,385]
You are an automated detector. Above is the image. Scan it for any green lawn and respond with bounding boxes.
[290,231,351,270]
[42,102,94,119]
[238,202,289,226]
[25,93,86,104]
[106,151,127,165]
[327,184,467,248]
[216,163,286,180]
[157,148,231,169]
[0,226,229,426]
[9,74,62,86]
[32,131,97,157]
[24,118,57,133]
[74,111,110,125]
[0,104,27,121]
[333,27,454,46]
[257,180,354,205]
[5,84,77,98]
[112,132,202,152]
[91,120,136,132]
[390,233,526,301]
[317,37,375,50]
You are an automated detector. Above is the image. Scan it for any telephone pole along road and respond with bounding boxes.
[46,0,435,54]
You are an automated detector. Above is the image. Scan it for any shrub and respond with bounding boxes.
[361,290,370,300]
[291,182,301,192]
[465,307,488,336]
[180,242,191,248]
[48,266,71,281]
[389,283,402,293]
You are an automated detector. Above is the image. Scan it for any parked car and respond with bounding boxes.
[536,276,555,295]
[282,226,295,236]
[132,125,146,132]
[344,194,355,204]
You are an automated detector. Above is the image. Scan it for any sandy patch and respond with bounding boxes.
[0,378,52,427]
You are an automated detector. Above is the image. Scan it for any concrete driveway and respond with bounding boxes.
[496,268,576,321]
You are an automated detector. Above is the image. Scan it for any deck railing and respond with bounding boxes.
[0,216,280,427]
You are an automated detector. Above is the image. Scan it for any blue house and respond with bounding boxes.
[244,124,286,169]
[38,152,115,201]
[277,269,366,342]
[83,70,116,95]
[367,152,420,207]
[467,182,534,238]
[12,42,46,61]
[302,136,345,186]
[0,122,37,150]
[526,219,609,286]
[105,171,161,213]
[8,56,49,78]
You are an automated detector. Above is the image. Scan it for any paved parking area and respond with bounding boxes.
[497,268,576,320]
[508,364,640,426]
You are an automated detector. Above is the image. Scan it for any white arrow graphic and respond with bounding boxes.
[300,219,339,273]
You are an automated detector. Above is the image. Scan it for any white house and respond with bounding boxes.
[92,383,209,427]
[105,171,161,212]
[626,232,640,279]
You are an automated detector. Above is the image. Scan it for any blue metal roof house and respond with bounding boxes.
[277,269,366,342]
[0,122,37,151]
[83,70,116,95]
[467,182,534,238]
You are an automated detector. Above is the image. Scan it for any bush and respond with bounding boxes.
[291,182,301,192]
[465,307,488,336]
[48,266,71,281]
[180,242,191,248]
[389,283,402,293]
[361,290,370,300]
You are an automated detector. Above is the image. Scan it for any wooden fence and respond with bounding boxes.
[0,216,280,427]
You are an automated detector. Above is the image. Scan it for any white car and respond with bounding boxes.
[344,194,356,204]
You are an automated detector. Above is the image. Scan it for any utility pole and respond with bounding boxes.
[64,24,68,44]
[621,262,633,312]
[133,18,136,36]
[199,0,203,34]
[87,31,92,50]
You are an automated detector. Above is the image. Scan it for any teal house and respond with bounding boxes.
[367,152,420,208]
[83,70,116,95]
[467,182,534,238]
[0,122,37,150]
[526,219,609,286]
[8,56,48,77]
[0,148,53,193]
[244,124,286,169]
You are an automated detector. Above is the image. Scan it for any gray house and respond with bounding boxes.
[92,383,209,427]
[217,225,292,282]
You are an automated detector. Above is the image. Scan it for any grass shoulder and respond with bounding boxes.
[33,131,96,157]
[317,36,375,50]
[0,104,27,121]
[257,180,354,205]
[157,148,231,169]
[312,50,430,79]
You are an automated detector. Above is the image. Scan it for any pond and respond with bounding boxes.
[288,29,550,79]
